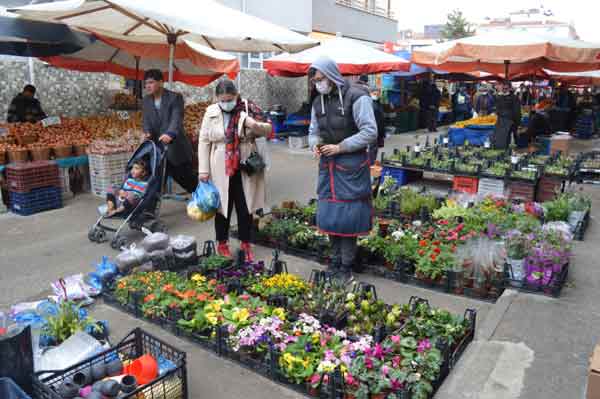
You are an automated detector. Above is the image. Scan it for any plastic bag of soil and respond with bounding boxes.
[141,232,170,252]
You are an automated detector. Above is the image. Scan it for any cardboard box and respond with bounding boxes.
[587,344,600,399]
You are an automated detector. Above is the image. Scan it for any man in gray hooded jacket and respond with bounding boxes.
[308,56,377,279]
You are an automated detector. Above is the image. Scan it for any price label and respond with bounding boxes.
[0,127,7,137]
[443,137,449,144]
[41,116,61,127]
[511,155,519,164]
[117,111,130,120]
[484,141,491,149]
[414,145,421,153]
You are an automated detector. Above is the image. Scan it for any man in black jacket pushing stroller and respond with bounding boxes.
[142,69,198,193]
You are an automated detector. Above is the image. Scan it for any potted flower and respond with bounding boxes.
[504,230,529,285]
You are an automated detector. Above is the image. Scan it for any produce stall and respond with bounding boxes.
[0,100,211,214]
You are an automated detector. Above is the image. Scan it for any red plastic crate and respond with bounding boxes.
[6,161,60,193]
[453,176,479,194]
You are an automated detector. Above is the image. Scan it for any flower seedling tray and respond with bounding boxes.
[503,262,570,298]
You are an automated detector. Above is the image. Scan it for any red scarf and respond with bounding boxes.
[224,98,265,177]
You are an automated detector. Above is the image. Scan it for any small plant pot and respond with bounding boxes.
[105,358,123,377]
[307,386,320,397]
[120,375,138,393]
[72,368,92,387]
[98,379,121,397]
[57,381,80,399]
[378,220,391,237]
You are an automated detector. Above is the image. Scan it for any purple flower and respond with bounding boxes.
[417,339,432,353]
[305,343,312,353]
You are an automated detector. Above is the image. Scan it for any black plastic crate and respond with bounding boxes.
[33,328,187,399]
[504,262,569,298]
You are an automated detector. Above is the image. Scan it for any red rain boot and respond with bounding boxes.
[217,241,232,258]
[240,242,255,263]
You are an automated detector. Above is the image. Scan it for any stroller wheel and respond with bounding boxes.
[88,226,106,243]
[111,236,129,250]
[149,220,167,234]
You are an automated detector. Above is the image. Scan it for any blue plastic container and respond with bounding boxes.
[381,166,407,187]
[10,186,62,216]
[448,128,466,146]
[536,136,551,155]
[0,378,31,399]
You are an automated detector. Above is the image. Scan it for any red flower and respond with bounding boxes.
[460,235,467,241]
[430,254,437,262]
[440,230,447,237]
[419,240,428,247]
[169,302,179,309]
[143,294,155,303]
[162,284,175,293]
[438,220,449,225]
[432,240,441,246]
[433,247,441,254]
[456,223,465,232]
[418,249,425,256]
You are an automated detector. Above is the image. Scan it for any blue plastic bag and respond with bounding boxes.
[95,256,117,280]
[192,181,220,214]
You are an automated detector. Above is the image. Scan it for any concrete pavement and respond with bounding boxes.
[2,129,600,399]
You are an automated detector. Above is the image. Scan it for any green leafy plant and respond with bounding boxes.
[202,254,232,271]
[44,301,98,344]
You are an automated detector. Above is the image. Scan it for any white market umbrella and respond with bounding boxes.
[11,0,318,84]
[412,31,600,79]
[42,33,239,87]
[263,37,410,77]
[544,69,600,86]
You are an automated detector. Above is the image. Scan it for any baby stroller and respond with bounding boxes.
[88,140,169,249]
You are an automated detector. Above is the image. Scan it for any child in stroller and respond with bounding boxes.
[105,159,148,217]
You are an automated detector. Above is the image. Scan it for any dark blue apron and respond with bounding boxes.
[316,151,372,236]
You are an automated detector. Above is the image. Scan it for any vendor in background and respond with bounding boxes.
[419,80,441,133]
[493,81,521,149]
[369,85,385,165]
[475,87,495,116]
[452,85,472,122]
[142,69,198,193]
[197,79,271,262]
[7,84,46,123]
[308,56,377,280]
[526,103,551,144]
[519,84,533,107]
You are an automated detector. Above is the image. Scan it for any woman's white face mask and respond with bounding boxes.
[219,100,236,112]
[315,79,332,95]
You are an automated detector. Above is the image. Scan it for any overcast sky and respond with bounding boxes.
[393,0,600,42]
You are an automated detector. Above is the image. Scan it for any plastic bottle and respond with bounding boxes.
[0,311,6,335]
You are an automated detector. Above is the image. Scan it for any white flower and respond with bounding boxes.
[391,230,405,241]
[414,373,421,381]
[412,220,422,227]
[412,234,419,239]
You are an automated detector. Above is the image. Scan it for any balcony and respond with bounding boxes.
[335,0,395,20]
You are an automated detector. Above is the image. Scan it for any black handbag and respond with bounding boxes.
[240,150,266,176]
[239,99,266,176]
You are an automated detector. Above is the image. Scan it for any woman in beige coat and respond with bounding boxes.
[198,80,271,262]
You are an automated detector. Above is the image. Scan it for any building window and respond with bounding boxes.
[238,52,274,70]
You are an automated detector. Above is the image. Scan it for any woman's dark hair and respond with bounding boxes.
[215,79,238,96]
[144,69,164,81]
[308,67,317,78]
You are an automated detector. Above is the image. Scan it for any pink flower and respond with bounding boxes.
[381,365,390,376]
[324,350,336,362]
[390,335,400,344]
[392,355,401,368]
[365,358,373,369]
[310,374,321,385]
[417,339,432,353]
[391,379,404,391]
[345,373,356,386]
[373,343,384,360]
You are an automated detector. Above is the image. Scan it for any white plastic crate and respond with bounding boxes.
[90,172,126,198]
[478,177,506,197]
[89,152,131,177]
[59,168,73,200]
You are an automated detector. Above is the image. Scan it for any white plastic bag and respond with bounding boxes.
[51,274,98,302]
[36,331,105,372]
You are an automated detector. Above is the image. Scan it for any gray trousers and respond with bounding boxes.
[330,235,358,268]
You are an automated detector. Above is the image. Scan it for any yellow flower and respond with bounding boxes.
[272,307,286,321]
[209,300,224,313]
[302,358,310,368]
[233,308,250,323]
[191,273,206,283]
[206,312,218,325]
[340,364,348,374]
[311,332,321,344]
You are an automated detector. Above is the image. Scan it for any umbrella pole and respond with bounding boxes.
[504,60,510,81]
[167,33,177,88]
[135,56,140,101]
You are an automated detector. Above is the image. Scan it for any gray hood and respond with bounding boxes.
[310,56,347,115]
[310,56,345,88]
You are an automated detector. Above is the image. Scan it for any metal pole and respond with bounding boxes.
[504,60,510,81]
[28,57,35,85]
[167,33,177,89]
